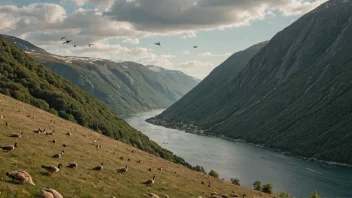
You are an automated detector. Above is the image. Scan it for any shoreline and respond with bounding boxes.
[145,118,352,169]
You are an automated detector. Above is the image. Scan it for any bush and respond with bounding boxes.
[309,190,320,198]
[262,184,273,194]
[277,192,293,198]
[230,178,240,186]
[253,180,262,191]
[208,169,219,178]
[193,165,206,174]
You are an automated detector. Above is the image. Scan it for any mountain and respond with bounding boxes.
[2,35,200,116]
[0,34,188,166]
[148,0,352,165]
[0,94,274,198]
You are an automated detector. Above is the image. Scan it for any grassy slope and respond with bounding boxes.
[0,94,273,198]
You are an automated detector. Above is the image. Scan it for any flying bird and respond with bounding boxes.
[60,37,66,40]
[74,45,76,47]
[62,40,71,44]
[154,42,161,46]
[193,46,198,48]
[87,44,94,47]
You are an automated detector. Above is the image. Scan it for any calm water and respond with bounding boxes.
[124,110,352,198]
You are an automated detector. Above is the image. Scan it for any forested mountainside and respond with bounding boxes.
[149,0,352,164]
[0,35,189,166]
[3,35,199,116]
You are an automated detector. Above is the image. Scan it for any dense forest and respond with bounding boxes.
[0,35,190,167]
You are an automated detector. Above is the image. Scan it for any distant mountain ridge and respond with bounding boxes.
[3,35,200,116]
[149,0,352,165]
[0,34,189,165]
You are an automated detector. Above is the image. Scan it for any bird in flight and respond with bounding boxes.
[193,45,198,48]
[62,40,71,44]
[61,37,66,40]
[154,42,161,46]
[74,45,76,47]
[87,44,94,47]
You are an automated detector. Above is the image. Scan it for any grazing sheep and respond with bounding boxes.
[142,174,156,186]
[62,144,68,147]
[93,163,104,171]
[66,132,71,136]
[201,181,205,184]
[50,139,57,144]
[120,156,124,160]
[67,162,78,169]
[6,170,35,185]
[128,158,131,161]
[41,187,63,198]
[143,193,159,198]
[41,164,62,175]
[157,166,163,171]
[1,142,18,152]
[148,168,152,171]
[221,194,229,198]
[117,166,128,173]
[137,160,141,163]
[52,150,64,158]
[10,132,23,138]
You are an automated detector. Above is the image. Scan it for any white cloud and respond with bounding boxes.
[61,0,115,9]
[278,0,328,16]
[181,31,197,39]
[175,60,215,79]
[182,50,191,55]
[198,52,232,57]
[122,38,140,45]
[105,0,327,33]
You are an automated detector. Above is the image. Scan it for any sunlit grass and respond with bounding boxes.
[0,94,275,198]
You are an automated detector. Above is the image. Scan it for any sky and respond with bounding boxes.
[0,0,327,79]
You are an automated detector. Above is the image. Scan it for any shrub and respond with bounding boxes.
[208,169,219,178]
[277,192,293,198]
[253,180,262,191]
[193,165,206,174]
[230,178,240,186]
[262,184,273,194]
[309,190,320,198]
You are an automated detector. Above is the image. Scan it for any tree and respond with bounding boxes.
[309,190,320,198]
[253,180,262,191]
[230,178,240,186]
[193,165,206,174]
[262,184,273,194]
[208,169,219,178]
[277,192,293,198]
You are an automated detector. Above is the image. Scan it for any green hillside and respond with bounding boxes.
[149,0,352,164]
[3,35,200,116]
[0,34,188,166]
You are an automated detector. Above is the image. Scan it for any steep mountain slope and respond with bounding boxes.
[0,34,188,165]
[148,41,267,125]
[150,0,352,164]
[3,35,200,116]
[0,94,274,198]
